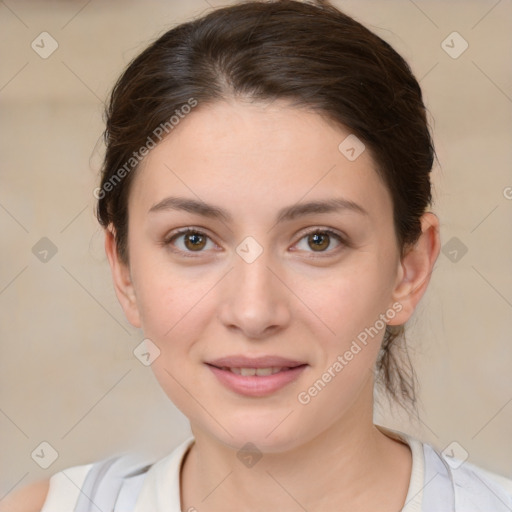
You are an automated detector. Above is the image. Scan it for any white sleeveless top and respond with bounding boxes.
[40,425,512,512]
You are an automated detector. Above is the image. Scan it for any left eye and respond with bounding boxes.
[294,229,345,255]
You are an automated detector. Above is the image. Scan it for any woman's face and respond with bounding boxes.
[110,99,416,452]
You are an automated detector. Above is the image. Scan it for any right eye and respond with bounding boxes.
[163,228,219,257]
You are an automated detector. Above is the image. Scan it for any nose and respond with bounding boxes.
[217,247,291,340]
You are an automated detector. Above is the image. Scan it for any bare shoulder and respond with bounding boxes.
[0,479,50,512]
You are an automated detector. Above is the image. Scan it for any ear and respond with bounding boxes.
[387,212,440,325]
[104,227,141,329]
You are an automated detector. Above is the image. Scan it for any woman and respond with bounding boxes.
[5,0,512,510]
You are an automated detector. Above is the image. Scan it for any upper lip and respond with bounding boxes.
[206,355,307,369]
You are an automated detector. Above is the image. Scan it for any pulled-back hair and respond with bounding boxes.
[96,0,436,412]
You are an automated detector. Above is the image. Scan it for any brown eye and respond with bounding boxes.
[294,229,345,256]
[183,231,207,251]
[308,232,330,251]
[164,228,215,256]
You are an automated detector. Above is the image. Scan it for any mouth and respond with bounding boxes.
[206,355,306,369]
[205,357,308,397]
[207,365,305,376]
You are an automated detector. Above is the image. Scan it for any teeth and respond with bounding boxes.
[221,367,285,376]
[254,367,273,376]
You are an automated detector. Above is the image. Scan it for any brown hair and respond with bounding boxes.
[96,0,436,413]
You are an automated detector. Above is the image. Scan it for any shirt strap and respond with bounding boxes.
[73,454,153,512]
[422,443,456,511]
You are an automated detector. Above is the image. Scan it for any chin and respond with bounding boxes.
[202,409,311,454]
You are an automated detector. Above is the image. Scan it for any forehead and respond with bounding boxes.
[129,99,392,223]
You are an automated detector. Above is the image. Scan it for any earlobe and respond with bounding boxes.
[387,212,441,325]
[104,227,142,329]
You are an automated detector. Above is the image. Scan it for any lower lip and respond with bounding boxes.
[206,364,307,397]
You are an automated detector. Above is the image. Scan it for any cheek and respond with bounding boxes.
[299,260,393,348]
[138,279,211,419]
[292,268,391,417]
[130,262,218,411]
[130,244,215,339]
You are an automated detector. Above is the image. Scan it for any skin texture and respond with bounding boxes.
[105,98,440,511]
[0,480,50,512]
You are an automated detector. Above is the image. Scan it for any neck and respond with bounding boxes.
[180,381,412,512]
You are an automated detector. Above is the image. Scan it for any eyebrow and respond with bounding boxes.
[148,196,368,223]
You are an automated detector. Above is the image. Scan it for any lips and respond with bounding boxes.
[205,355,308,397]
[224,367,286,376]
[206,355,306,369]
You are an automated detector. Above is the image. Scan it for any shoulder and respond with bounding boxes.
[3,440,195,512]
[36,451,159,512]
[0,478,50,512]
[38,461,94,511]
[422,441,512,510]
[41,453,148,512]
[0,453,146,512]
[476,466,512,495]
[376,425,512,511]
[451,458,512,507]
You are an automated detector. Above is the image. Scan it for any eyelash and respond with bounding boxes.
[162,227,348,259]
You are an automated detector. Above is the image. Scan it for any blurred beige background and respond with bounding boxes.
[1,0,511,495]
